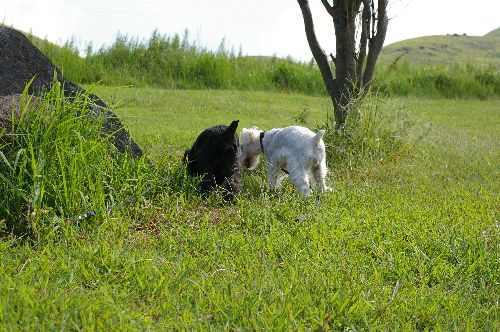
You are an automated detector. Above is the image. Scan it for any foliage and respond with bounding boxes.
[28,30,325,95]
[0,81,196,238]
[26,30,500,99]
[323,92,412,173]
[375,62,500,99]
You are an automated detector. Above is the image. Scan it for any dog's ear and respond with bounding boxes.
[225,120,239,135]
[312,130,325,146]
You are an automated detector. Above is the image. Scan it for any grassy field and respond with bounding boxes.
[93,87,332,158]
[0,86,498,330]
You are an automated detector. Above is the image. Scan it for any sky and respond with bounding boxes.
[1,0,499,61]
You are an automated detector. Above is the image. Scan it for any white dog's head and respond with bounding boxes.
[240,127,263,170]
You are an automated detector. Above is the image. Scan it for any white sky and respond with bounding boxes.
[1,0,499,61]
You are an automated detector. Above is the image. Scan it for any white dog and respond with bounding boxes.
[240,126,330,197]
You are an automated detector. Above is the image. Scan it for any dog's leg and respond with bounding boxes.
[267,163,281,190]
[200,175,217,194]
[276,171,287,188]
[313,160,331,193]
[287,161,311,197]
[289,173,311,197]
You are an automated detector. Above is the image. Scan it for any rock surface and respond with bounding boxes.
[0,26,143,157]
[0,94,37,136]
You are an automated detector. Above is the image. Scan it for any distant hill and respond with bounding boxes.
[484,27,500,37]
[379,28,500,67]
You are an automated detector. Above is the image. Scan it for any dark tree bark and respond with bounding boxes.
[297,0,388,129]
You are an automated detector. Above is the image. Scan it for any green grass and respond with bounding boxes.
[24,29,326,96]
[374,63,500,99]
[92,86,332,159]
[375,28,500,99]
[0,86,499,330]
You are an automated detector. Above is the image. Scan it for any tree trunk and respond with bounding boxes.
[297,0,338,125]
[331,0,358,127]
[363,0,388,87]
[297,0,388,129]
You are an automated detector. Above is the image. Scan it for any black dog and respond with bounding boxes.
[183,120,241,200]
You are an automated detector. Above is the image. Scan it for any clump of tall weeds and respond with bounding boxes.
[323,92,412,176]
[0,80,162,239]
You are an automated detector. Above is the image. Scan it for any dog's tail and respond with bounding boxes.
[312,130,325,147]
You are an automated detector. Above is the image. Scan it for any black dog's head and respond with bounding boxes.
[212,120,240,162]
[184,120,241,199]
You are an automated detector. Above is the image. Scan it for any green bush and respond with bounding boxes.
[323,93,411,172]
[270,60,324,94]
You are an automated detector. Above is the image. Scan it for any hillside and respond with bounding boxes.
[379,28,500,66]
[485,27,500,37]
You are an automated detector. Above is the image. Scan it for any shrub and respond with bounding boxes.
[322,92,411,173]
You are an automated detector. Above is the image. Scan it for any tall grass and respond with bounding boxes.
[28,36,87,84]
[374,61,500,99]
[0,80,195,239]
[27,30,500,99]
[28,30,325,95]
[322,92,412,178]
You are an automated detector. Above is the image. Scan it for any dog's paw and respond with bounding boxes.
[322,186,333,194]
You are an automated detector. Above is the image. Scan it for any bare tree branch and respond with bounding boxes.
[320,0,335,17]
[356,0,371,86]
[371,0,376,38]
[297,0,335,95]
[331,0,356,85]
[345,0,361,78]
[363,0,388,86]
[329,53,336,66]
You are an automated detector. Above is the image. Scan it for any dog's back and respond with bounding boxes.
[265,126,324,156]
